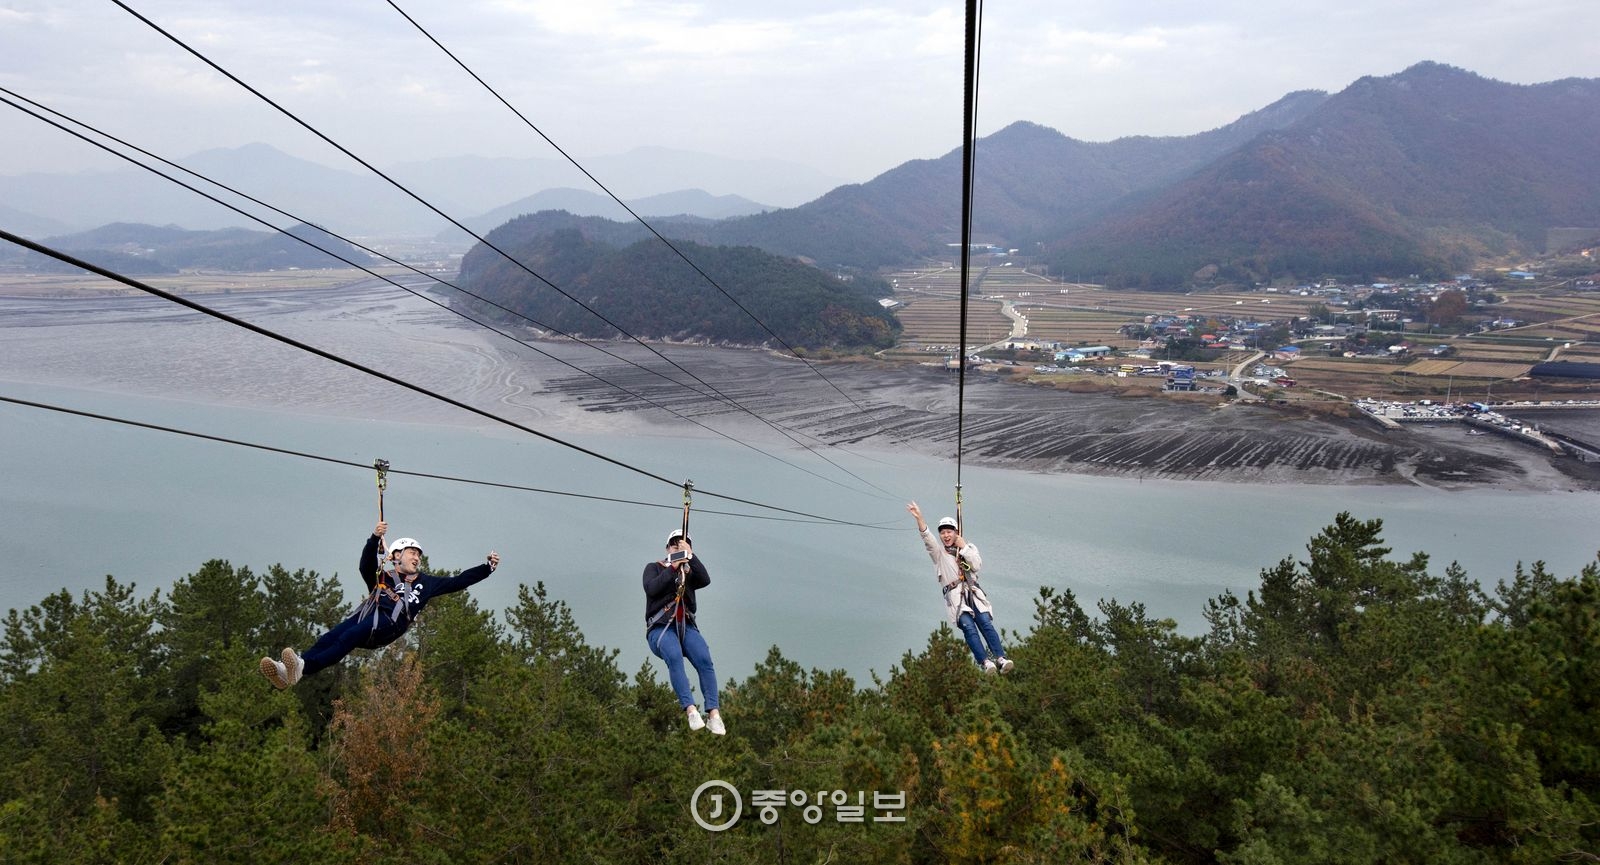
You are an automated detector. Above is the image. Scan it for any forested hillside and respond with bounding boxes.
[456,225,900,350]
[1049,63,1600,287]
[3,514,1595,863]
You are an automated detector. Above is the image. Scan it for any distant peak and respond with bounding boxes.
[1399,60,1474,77]
[992,119,1066,136]
[192,142,287,158]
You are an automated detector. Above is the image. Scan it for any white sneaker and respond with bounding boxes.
[982,659,998,675]
[259,656,289,689]
[997,657,1015,674]
[686,705,706,731]
[706,712,726,736]
[280,648,304,686]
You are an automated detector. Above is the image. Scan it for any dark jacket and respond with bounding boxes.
[643,553,710,630]
[356,534,493,634]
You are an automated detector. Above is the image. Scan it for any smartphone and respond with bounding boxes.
[667,550,691,564]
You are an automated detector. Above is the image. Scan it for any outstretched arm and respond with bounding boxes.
[908,502,944,563]
[431,549,499,597]
[906,501,929,533]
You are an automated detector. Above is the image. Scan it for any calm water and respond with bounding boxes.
[2,284,1596,683]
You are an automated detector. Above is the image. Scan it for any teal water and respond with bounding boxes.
[2,287,1597,683]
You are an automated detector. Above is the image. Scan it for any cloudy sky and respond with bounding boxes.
[2,0,1597,190]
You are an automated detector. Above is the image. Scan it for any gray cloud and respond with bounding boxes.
[1,0,1595,188]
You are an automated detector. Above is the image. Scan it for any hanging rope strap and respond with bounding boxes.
[358,457,404,632]
[672,480,694,641]
[373,458,393,585]
[954,484,964,537]
[680,479,693,543]
[950,0,984,621]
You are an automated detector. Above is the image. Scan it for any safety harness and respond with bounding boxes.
[943,485,984,615]
[648,480,695,651]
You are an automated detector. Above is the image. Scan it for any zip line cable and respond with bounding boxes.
[954,0,983,526]
[0,228,883,527]
[109,0,899,501]
[383,0,871,414]
[0,87,892,502]
[0,393,892,528]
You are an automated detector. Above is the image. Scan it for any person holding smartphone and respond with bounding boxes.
[643,529,724,735]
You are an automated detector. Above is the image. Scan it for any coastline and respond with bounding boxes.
[4,284,1594,494]
[535,345,1600,494]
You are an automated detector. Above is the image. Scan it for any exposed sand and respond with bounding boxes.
[539,345,1600,493]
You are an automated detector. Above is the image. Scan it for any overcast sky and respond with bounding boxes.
[2,0,1597,188]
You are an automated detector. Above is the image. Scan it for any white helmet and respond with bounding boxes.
[388,537,422,557]
[666,529,690,546]
[936,517,959,531]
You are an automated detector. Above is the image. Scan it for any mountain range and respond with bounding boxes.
[441,187,771,242]
[668,63,1598,285]
[0,145,830,237]
[0,221,372,274]
[1049,62,1600,286]
[6,62,1596,287]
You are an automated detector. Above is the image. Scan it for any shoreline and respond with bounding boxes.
[5,285,1595,494]
[534,346,1600,494]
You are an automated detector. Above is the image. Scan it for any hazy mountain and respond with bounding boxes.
[5,221,375,273]
[0,144,441,236]
[445,187,771,241]
[1048,63,1600,287]
[672,90,1330,270]
[389,147,842,214]
[634,189,773,219]
[13,62,1594,286]
[0,202,71,239]
[0,144,832,238]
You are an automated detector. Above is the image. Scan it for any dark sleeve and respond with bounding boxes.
[426,562,494,598]
[642,561,678,599]
[360,534,382,590]
[685,554,710,590]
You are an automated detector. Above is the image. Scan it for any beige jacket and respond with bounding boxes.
[918,526,992,624]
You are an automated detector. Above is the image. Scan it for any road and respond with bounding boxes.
[1228,350,1266,401]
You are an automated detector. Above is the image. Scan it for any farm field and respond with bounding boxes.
[1448,341,1551,362]
[890,296,1012,346]
[1484,291,1600,341]
[1398,359,1535,379]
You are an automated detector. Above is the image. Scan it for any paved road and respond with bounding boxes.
[1228,350,1266,401]
[999,300,1028,339]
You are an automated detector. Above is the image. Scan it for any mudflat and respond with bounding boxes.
[543,346,1600,493]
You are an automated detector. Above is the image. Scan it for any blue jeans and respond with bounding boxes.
[301,610,409,677]
[956,610,1006,665]
[648,623,719,711]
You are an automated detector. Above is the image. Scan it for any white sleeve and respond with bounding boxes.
[959,543,981,575]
